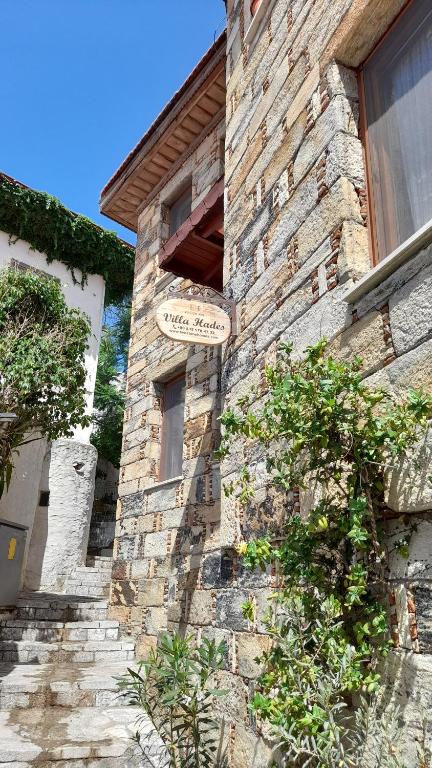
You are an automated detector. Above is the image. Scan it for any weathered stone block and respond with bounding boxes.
[137,579,165,607]
[326,310,387,376]
[236,632,271,678]
[338,220,370,283]
[281,286,350,356]
[231,724,273,768]
[144,606,167,635]
[387,515,432,579]
[146,485,178,514]
[326,132,364,188]
[379,650,432,766]
[120,491,146,519]
[143,531,168,559]
[135,633,157,660]
[216,590,250,631]
[389,257,432,357]
[366,338,432,398]
[187,590,214,626]
[212,670,249,722]
[386,431,432,514]
[325,61,359,100]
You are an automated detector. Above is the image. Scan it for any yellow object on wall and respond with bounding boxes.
[8,538,17,560]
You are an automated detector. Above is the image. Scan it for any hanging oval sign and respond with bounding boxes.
[156,297,231,346]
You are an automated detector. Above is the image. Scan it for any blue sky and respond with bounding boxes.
[1,1,225,244]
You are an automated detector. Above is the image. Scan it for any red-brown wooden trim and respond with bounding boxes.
[357,0,418,266]
[158,371,186,482]
[357,69,379,267]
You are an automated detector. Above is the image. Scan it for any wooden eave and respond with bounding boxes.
[100,32,227,232]
[158,178,224,290]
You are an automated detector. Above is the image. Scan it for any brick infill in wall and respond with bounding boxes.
[407,586,419,650]
[380,304,396,366]
[316,153,329,201]
[389,589,400,647]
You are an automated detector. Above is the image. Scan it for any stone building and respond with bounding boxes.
[101,0,432,763]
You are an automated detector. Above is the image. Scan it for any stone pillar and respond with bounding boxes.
[25,438,97,591]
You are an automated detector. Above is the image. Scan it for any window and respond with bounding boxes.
[169,186,192,236]
[159,373,186,481]
[39,491,50,507]
[361,0,432,262]
[250,0,262,16]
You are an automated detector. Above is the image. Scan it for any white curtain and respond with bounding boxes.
[364,1,432,258]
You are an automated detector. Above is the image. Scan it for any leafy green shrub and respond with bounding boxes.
[91,296,130,467]
[0,173,134,304]
[0,267,91,494]
[119,632,228,768]
[217,340,432,767]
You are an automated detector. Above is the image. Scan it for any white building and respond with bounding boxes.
[0,172,132,601]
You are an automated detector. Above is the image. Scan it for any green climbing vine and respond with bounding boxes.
[217,340,432,767]
[0,173,134,304]
[0,268,91,496]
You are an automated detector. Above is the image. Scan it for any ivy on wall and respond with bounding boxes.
[0,173,134,304]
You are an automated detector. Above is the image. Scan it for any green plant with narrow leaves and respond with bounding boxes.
[217,339,432,767]
[119,632,228,768]
[0,267,91,495]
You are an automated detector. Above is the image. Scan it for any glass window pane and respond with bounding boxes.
[364,0,432,259]
[169,188,192,236]
[159,376,185,480]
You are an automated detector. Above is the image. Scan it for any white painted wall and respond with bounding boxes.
[0,230,105,442]
[25,440,98,590]
[0,231,106,595]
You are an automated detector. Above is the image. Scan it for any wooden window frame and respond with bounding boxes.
[250,0,262,17]
[358,0,422,267]
[158,371,186,482]
[244,0,272,44]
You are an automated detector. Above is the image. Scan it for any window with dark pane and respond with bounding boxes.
[159,374,186,481]
[362,0,432,261]
[169,186,192,236]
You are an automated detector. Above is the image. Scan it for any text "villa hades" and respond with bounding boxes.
[163,312,226,331]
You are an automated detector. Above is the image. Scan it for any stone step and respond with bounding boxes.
[0,706,154,764]
[65,576,110,587]
[0,620,119,643]
[61,584,110,598]
[0,662,134,710]
[16,594,109,623]
[79,560,112,567]
[68,567,112,580]
[0,639,134,664]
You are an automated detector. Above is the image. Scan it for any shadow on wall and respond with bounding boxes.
[23,443,51,592]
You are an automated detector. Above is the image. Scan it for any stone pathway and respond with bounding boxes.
[0,557,149,767]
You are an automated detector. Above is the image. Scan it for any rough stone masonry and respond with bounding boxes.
[101,1,432,764]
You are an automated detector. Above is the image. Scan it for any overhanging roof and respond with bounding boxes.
[159,178,224,289]
[100,32,226,232]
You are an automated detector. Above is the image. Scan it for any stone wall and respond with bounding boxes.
[109,120,225,657]
[219,0,432,763]
[111,1,432,764]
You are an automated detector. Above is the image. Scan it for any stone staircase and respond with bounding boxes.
[0,556,151,766]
